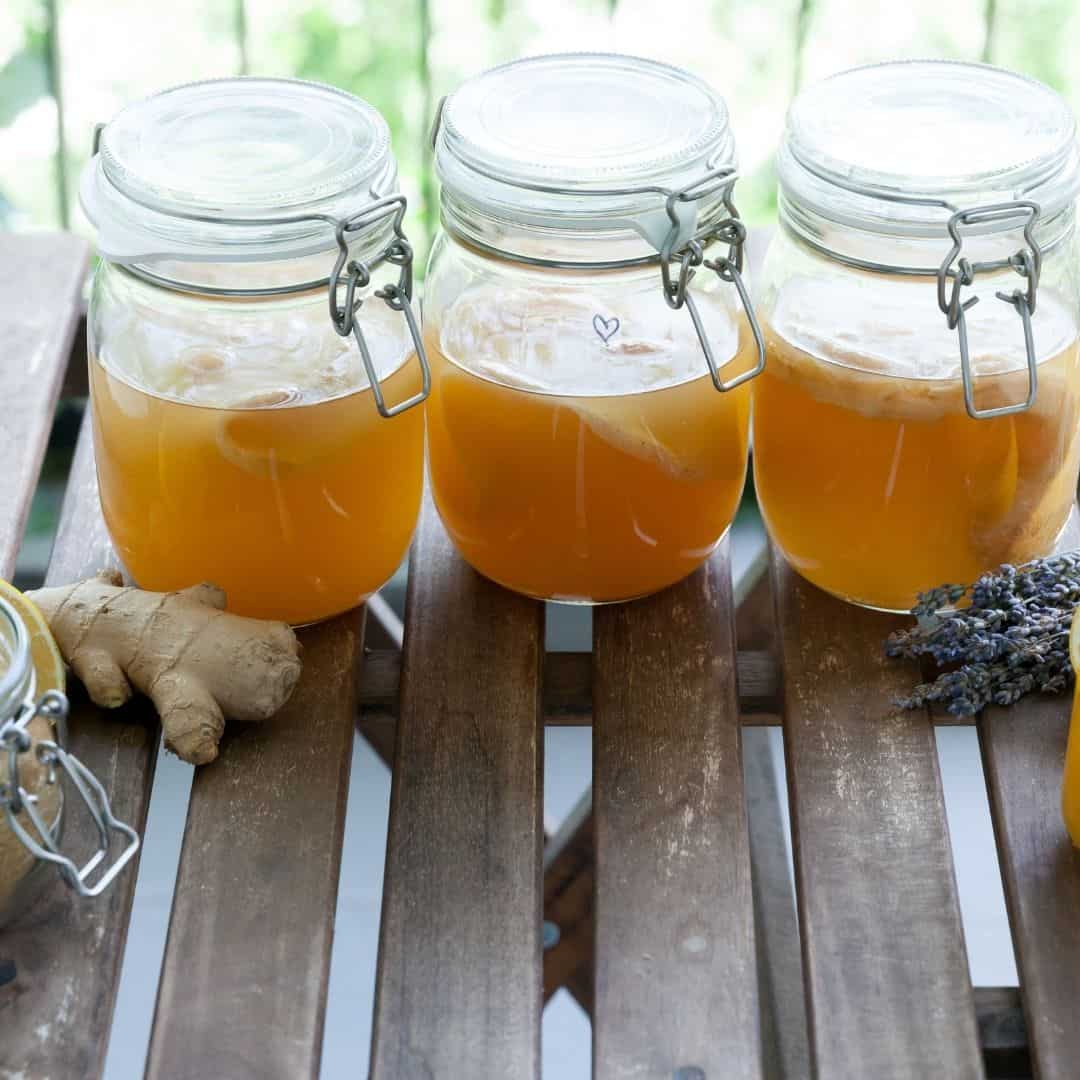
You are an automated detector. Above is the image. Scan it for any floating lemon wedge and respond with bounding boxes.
[215,391,358,476]
[1064,604,1080,847]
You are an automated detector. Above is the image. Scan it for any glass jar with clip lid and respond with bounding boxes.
[81,78,429,625]
[424,53,765,604]
[0,592,138,927]
[754,60,1080,612]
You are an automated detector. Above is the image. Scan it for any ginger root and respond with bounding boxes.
[28,571,303,766]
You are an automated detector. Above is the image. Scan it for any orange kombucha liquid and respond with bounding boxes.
[753,276,1080,611]
[90,297,424,625]
[426,287,753,602]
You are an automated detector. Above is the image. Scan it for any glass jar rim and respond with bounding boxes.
[80,77,400,269]
[778,60,1080,247]
[434,52,738,260]
[0,598,34,725]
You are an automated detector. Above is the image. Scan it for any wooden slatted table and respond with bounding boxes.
[3,232,1079,1080]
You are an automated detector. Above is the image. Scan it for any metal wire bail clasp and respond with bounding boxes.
[659,170,766,393]
[328,194,431,418]
[937,201,1043,420]
[2,690,140,898]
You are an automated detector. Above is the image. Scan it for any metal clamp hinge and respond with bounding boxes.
[659,171,765,392]
[937,201,1043,420]
[328,195,431,418]
[2,691,140,898]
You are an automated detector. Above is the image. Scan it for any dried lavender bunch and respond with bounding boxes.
[885,552,1080,715]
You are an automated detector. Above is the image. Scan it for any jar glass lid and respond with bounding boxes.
[779,60,1080,238]
[434,53,737,252]
[81,77,399,263]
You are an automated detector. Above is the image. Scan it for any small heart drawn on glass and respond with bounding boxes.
[592,313,620,344]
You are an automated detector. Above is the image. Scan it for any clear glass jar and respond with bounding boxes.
[755,61,1080,612]
[0,596,137,924]
[81,79,428,625]
[425,54,764,604]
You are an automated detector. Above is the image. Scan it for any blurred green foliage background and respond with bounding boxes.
[3,0,1078,267]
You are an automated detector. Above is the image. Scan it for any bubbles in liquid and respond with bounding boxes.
[437,285,741,397]
[98,293,413,408]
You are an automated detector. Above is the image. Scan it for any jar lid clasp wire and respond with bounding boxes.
[936,200,1043,420]
[658,171,766,392]
[327,195,432,418]
[1,690,141,899]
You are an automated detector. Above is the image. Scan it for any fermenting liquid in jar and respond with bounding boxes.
[91,296,423,625]
[754,275,1080,612]
[82,78,428,625]
[427,53,763,603]
[427,286,752,602]
[756,60,1080,611]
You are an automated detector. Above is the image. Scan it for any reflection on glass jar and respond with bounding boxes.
[81,79,428,624]
[426,54,763,603]
[755,61,1080,612]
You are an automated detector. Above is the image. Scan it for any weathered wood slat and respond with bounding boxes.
[593,540,762,1080]
[977,509,1080,1080]
[358,647,982,726]
[772,554,983,1079]
[0,417,160,1079]
[370,493,544,1079]
[145,612,362,1080]
[539,568,797,1036]
[360,645,778,718]
[0,232,88,579]
[980,697,1080,1080]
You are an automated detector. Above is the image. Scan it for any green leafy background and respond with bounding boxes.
[2,0,1076,256]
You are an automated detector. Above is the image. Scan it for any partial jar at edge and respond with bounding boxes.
[82,79,427,625]
[754,60,1080,613]
[425,53,762,604]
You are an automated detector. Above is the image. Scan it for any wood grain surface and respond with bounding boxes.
[0,232,87,579]
[358,647,980,727]
[981,695,1080,1080]
[145,613,362,1080]
[977,509,1080,1080]
[0,418,160,1079]
[370,493,545,1080]
[772,554,983,1079]
[593,540,762,1080]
